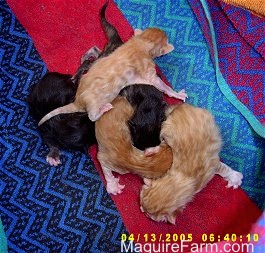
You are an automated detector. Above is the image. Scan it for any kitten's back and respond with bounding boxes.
[96,96,172,178]
[140,103,222,223]
[161,103,221,180]
[120,84,167,150]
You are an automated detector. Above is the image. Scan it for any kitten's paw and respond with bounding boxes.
[174,89,188,102]
[225,171,243,189]
[81,46,101,63]
[106,177,125,195]
[144,146,161,156]
[46,156,61,166]
[100,103,113,113]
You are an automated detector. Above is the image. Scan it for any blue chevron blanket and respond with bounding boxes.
[1,0,264,252]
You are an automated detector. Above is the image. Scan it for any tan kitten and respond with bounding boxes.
[38,27,187,125]
[95,96,173,195]
[140,104,243,224]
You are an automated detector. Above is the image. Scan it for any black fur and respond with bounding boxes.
[98,1,123,58]
[27,72,77,121]
[27,1,166,160]
[27,1,123,160]
[71,49,100,85]
[120,84,168,151]
[27,72,96,153]
[72,1,123,84]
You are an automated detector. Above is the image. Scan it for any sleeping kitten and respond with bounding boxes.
[38,27,188,125]
[140,103,243,224]
[95,95,173,195]
[27,51,97,166]
[120,84,167,155]
[27,1,123,166]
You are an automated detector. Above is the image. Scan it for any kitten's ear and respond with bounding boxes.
[134,28,143,36]
[161,43,174,55]
[166,212,177,224]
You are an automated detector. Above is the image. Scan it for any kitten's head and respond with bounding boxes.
[140,173,196,224]
[134,28,174,57]
[128,98,167,150]
[140,178,179,224]
[27,72,76,120]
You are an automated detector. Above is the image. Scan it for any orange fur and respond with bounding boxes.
[95,96,173,194]
[38,27,187,125]
[140,104,243,224]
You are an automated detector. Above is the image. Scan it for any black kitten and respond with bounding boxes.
[27,1,123,166]
[27,71,96,166]
[120,84,168,153]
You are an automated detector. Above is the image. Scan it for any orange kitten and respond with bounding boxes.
[95,96,173,195]
[140,104,243,224]
[38,27,187,125]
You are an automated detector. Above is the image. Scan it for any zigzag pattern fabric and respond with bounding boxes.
[0,1,130,252]
[188,0,265,205]
[214,0,265,134]
[1,0,264,251]
[115,0,265,208]
[187,0,265,138]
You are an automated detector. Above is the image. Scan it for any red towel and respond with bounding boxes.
[7,0,261,251]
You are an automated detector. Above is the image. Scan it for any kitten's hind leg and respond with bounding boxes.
[46,146,61,166]
[215,162,243,189]
[101,165,125,195]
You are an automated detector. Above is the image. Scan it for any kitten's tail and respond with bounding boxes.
[38,102,82,126]
[128,143,173,178]
[100,1,123,46]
